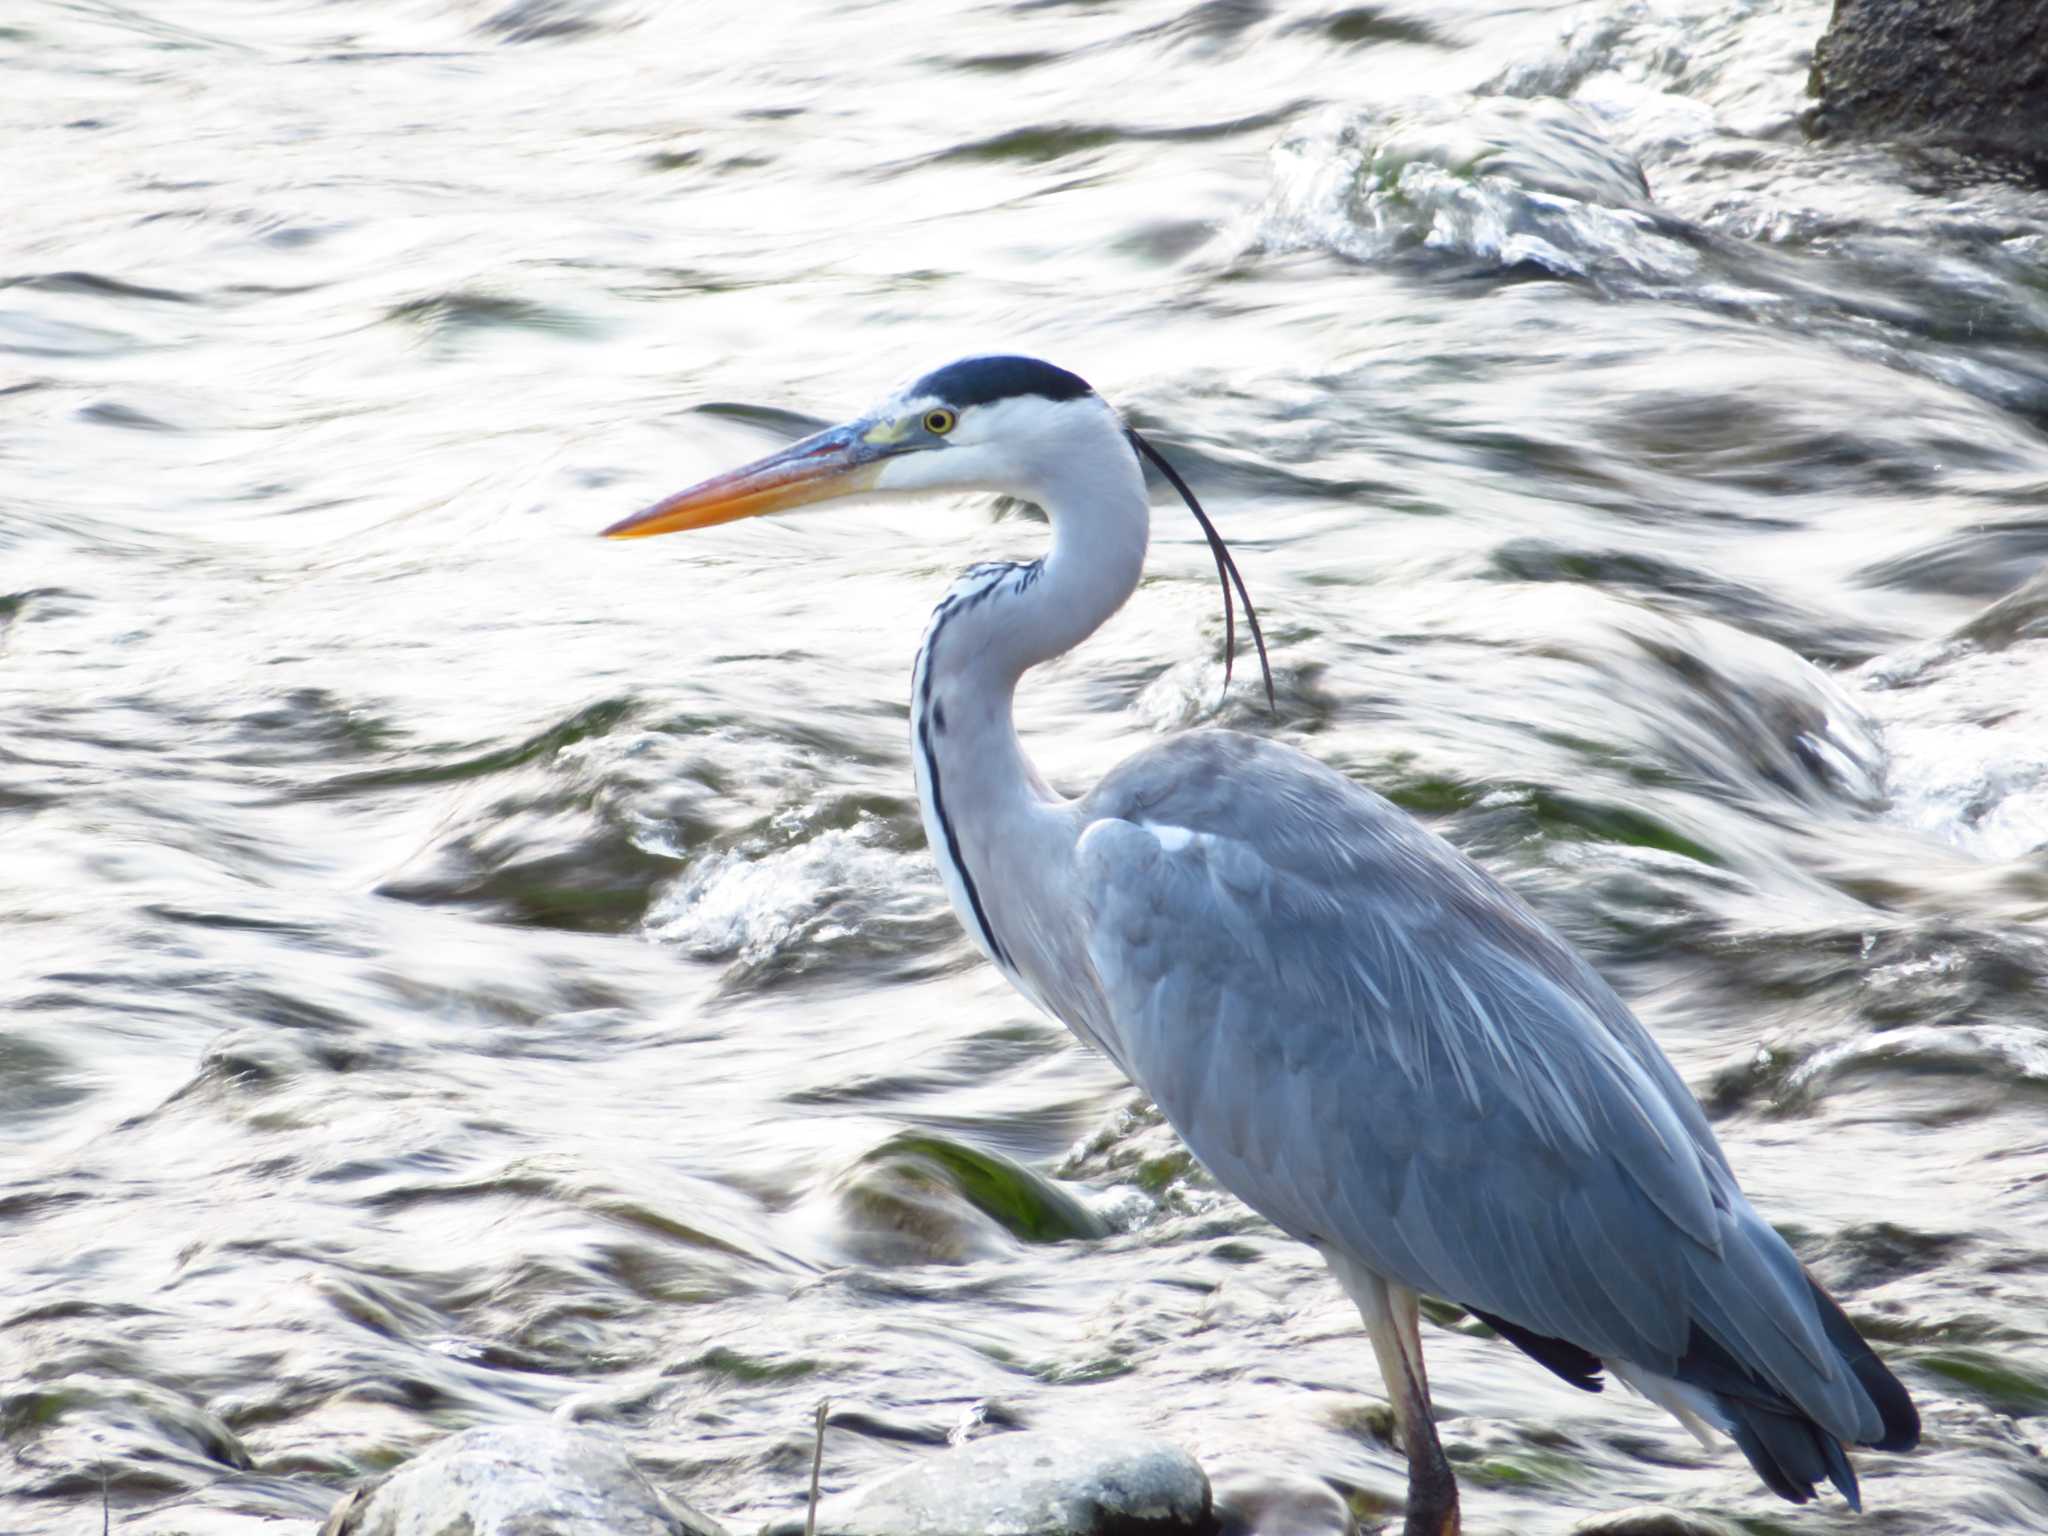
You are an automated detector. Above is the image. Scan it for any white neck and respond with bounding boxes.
[906,410,1148,1038]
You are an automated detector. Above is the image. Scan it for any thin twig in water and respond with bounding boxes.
[804,1398,829,1536]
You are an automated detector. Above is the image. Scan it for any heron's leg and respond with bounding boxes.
[1345,1267,1461,1536]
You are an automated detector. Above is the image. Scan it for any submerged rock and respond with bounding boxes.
[1209,1463,1355,1536]
[768,1430,1212,1536]
[320,1422,726,1536]
[1257,98,1692,285]
[1955,567,2048,651]
[1811,0,2048,169]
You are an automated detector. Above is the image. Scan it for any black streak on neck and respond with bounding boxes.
[914,576,1025,973]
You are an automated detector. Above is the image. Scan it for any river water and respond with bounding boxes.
[5,2,2048,1533]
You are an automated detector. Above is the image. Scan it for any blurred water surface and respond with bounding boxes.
[5,2,2048,1532]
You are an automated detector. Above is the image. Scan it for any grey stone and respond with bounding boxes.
[320,1422,727,1536]
[1811,0,2048,169]
[767,1430,1212,1536]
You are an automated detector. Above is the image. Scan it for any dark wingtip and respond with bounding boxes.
[1807,1275,1921,1453]
[1125,428,1277,713]
[1860,1356,1922,1454]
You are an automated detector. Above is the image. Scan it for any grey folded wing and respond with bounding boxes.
[1074,731,1878,1441]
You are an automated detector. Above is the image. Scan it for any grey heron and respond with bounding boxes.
[603,356,1918,1533]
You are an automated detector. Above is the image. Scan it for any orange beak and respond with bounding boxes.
[601,421,886,539]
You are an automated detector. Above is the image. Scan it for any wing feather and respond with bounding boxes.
[1074,731,1879,1437]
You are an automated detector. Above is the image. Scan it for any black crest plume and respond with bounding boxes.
[1127,428,1276,711]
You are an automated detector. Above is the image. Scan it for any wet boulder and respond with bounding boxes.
[1811,0,2048,169]
[823,1132,1109,1266]
[320,1422,727,1536]
[767,1430,1213,1536]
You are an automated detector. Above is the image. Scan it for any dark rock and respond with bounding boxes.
[1569,1510,1739,1536]
[319,1422,727,1536]
[764,1430,1213,1536]
[1811,0,2048,170]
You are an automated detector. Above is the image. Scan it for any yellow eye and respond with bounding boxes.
[923,407,957,436]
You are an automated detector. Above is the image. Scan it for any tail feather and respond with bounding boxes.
[1467,1305,1887,1509]
[1676,1308,1903,1509]
[1668,1198,1917,1505]
[1723,1395,1860,1509]
[1460,1213,1917,1508]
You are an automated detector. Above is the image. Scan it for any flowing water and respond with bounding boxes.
[5,2,2048,1532]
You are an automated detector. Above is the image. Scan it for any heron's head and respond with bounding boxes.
[603,353,1274,707]
[601,355,1123,539]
